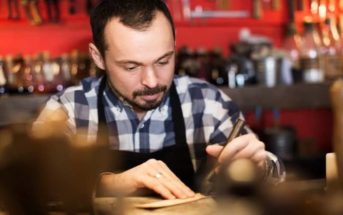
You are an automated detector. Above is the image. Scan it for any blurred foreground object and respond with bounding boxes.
[330,79,343,185]
[0,120,110,214]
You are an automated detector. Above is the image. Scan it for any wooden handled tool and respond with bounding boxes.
[253,0,262,19]
[202,119,245,194]
[330,80,343,181]
[216,0,229,10]
[288,0,296,23]
[69,0,76,14]
[272,0,281,11]
[45,0,60,23]
[7,0,20,20]
[296,0,304,11]
[328,0,336,13]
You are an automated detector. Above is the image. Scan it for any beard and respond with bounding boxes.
[113,85,168,111]
[132,85,167,110]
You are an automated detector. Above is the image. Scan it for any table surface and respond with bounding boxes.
[93,196,218,215]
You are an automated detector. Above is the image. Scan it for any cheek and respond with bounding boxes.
[115,75,137,91]
[156,65,175,84]
[107,71,137,96]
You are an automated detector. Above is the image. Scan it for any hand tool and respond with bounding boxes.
[202,119,245,195]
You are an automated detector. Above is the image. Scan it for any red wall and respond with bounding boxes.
[0,0,288,56]
[0,0,338,153]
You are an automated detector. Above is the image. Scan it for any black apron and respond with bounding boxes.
[96,76,195,189]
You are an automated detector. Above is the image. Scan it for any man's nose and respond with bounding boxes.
[141,67,158,88]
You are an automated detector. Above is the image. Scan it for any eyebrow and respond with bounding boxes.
[115,50,175,66]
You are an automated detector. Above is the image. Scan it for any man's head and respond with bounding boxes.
[90,0,175,57]
[89,0,176,113]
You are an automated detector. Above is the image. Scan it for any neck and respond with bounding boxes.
[135,111,146,121]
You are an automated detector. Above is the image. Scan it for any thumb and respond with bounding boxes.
[206,144,224,158]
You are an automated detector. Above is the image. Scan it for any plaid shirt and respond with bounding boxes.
[37,75,251,169]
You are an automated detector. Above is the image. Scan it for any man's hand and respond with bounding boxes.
[99,159,195,199]
[206,133,267,168]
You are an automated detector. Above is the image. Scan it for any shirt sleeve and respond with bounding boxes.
[206,88,251,145]
[33,93,76,135]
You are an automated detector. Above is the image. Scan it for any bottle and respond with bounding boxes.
[321,17,342,80]
[0,57,7,95]
[32,53,46,93]
[282,23,302,83]
[42,52,62,93]
[207,48,227,86]
[59,54,73,88]
[6,54,29,94]
[299,21,324,83]
[70,50,80,85]
[22,55,34,94]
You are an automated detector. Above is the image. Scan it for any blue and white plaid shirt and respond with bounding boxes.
[37,75,255,170]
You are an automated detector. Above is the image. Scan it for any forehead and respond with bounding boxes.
[103,12,175,62]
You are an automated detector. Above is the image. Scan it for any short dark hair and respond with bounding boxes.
[90,0,175,57]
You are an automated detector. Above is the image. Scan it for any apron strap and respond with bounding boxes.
[169,81,187,146]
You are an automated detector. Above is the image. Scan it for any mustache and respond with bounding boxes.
[133,85,167,98]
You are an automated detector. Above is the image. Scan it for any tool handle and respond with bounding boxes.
[206,119,245,182]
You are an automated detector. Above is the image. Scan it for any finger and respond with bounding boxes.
[155,174,190,199]
[231,140,265,160]
[145,159,193,198]
[217,134,254,163]
[206,144,224,158]
[140,175,176,200]
[252,151,268,169]
[155,161,195,198]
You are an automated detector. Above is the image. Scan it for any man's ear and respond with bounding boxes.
[89,43,105,70]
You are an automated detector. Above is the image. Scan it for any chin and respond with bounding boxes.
[137,101,162,111]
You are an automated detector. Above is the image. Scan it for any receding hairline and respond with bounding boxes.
[102,11,174,53]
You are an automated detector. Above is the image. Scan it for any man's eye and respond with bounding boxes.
[124,66,137,71]
[158,61,169,65]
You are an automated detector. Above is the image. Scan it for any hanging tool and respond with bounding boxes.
[191,8,250,18]
[253,0,262,19]
[7,0,20,20]
[69,0,76,14]
[287,0,296,23]
[296,0,304,11]
[216,0,229,10]
[327,0,335,13]
[182,0,252,20]
[339,15,343,35]
[271,0,281,10]
[22,0,43,25]
[45,0,60,23]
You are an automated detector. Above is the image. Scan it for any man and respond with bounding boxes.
[35,0,283,200]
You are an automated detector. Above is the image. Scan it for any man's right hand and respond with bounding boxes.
[99,159,195,199]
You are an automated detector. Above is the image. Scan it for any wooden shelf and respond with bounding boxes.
[0,95,49,126]
[221,82,331,111]
[0,83,332,126]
